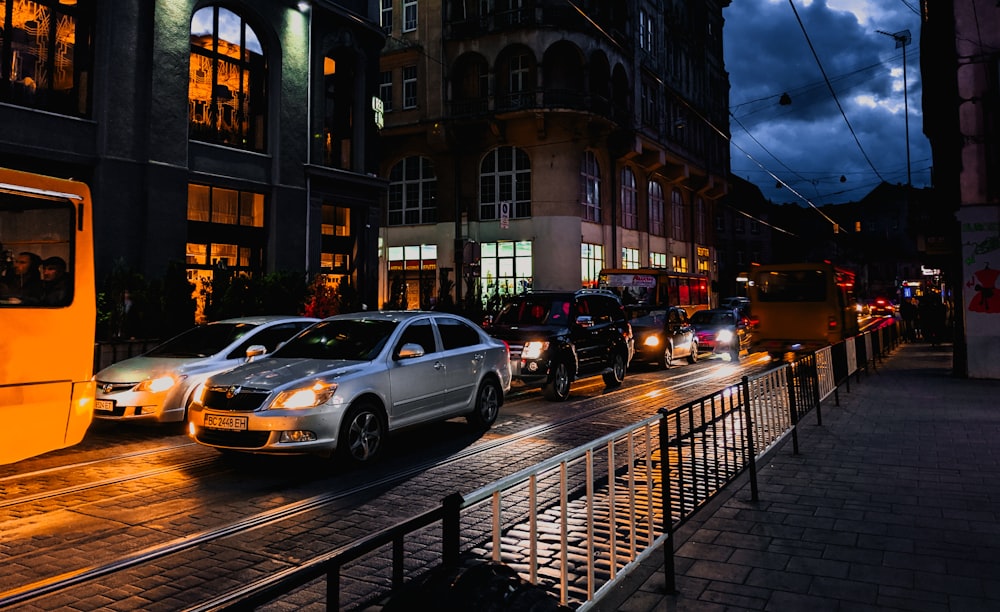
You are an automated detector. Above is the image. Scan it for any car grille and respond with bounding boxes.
[96,381,135,394]
[202,387,271,412]
[194,428,271,448]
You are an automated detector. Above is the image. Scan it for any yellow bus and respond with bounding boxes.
[748,261,859,360]
[598,268,710,316]
[0,168,96,464]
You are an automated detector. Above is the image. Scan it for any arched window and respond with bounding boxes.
[621,166,637,229]
[671,188,685,240]
[189,6,267,151]
[580,151,601,222]
[480,146,531,220]
[388,157,437,225]
[649,181,664,236]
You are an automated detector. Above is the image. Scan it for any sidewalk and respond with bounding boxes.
[589,342,1000,611]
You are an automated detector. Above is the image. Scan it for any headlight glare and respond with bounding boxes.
[135,374,183,393]
[716,329,734,343]
[643,335,660,347]
[272,381,337,410]
[521,341,549,360]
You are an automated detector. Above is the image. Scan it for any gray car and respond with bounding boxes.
[94,315,319,424]
[187,311,512,465]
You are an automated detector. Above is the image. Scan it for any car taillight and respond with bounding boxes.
[828,316,839,329]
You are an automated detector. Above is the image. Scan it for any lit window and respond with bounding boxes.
[649,252,667,268]
[479,240,533,303]
[189,6,267,151]
[581,243,604,288]
[0,0,93,116]
[322,205,350,236]
[622,248,639,269]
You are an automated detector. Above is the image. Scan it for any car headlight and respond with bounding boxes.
[271,381,338,410]
[643,335,660,347]
[135,374,185,393]
[521,341,549,360]
[716,329,734,343]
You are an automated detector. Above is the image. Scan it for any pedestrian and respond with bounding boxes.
[899,297,917,342]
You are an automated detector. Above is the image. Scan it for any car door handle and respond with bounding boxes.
[473,353,484,361]
[434,361,445,370]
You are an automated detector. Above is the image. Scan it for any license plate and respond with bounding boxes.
[95,399,115,412]
[204,414,248,431]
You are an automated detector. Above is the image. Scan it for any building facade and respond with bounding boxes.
[375,0,730,311]
[0,0,386,320]
[921,0,998,378]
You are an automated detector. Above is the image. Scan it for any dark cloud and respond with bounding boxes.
[724,0,928,204]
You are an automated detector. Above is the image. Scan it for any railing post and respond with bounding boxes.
[785,366,800,455]
[657,411,676,594]
[810,353,822,426]
[441,492,464,567]
[740,376,759,502]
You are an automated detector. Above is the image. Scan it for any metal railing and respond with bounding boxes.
[192,322,900,611]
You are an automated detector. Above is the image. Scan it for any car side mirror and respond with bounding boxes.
[575,315,594,329]
[396,343,425,360]
[245,345,267,362]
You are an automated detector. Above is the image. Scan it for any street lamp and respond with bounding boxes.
[877,29,912,188]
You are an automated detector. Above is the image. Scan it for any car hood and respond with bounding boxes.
[95,355,233,382]
[487,324,567,343]
[204,357,369,392]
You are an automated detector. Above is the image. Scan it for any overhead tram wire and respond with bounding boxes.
[668,85,840,230]
[786,0,887,185]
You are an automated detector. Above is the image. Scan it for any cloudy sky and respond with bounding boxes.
[723,0,927,205]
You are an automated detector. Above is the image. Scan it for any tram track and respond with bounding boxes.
[0,358,761,609]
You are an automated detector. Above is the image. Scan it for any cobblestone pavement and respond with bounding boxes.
[589,342,1000,612]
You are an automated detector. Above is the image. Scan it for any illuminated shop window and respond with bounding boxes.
[581,242,604,288]
[479,240,532,304]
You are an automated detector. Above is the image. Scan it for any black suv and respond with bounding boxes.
[485,289,634,401]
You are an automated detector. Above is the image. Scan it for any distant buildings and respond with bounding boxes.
[375,0,731,310]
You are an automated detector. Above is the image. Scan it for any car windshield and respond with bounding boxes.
[273,319,398,360]
[495,298,572,325]
[690,311,735,326]
[146,323,258,358]
[626,307,666,327]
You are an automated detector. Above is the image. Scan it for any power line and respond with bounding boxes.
[787,0,887,184]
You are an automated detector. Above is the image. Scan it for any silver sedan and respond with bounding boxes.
[187,311,512,465]
[94,316,319,424]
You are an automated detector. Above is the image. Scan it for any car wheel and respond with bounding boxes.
[662,343,675,369]
[337,401,386,465]
[602,352,626,388]
[687,340,699,364]
[543,361,572,401]
[467,379,501,429]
